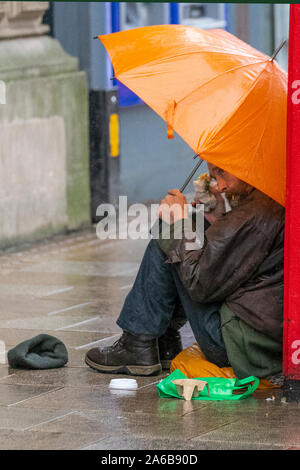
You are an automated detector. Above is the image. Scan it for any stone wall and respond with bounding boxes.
[0,2,91,249]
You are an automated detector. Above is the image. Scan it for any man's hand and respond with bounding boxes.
[158,189,188,224]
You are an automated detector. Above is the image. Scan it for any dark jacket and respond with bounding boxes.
[158,188,285,343]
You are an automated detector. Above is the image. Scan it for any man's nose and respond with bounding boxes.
[217,178,227,193]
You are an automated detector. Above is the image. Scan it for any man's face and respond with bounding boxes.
[207,163,253,202]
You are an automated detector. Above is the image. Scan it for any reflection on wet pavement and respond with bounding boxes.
[0,228,298,449]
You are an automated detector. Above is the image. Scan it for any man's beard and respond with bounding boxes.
[225,193,241,208]
[225,185,254,208]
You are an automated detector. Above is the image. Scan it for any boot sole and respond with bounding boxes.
[85,354,162,376]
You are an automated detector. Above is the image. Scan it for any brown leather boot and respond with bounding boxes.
[85,331,162,376]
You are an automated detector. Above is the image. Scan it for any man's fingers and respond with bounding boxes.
[168,189,181,196]
[160,195,175,206]
[165,195,175,204]
[159,200,170,207]
[160,189,187,208]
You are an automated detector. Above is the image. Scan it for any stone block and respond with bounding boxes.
[0,36,91,248]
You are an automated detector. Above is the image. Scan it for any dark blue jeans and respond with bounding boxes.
[117,233,230,368]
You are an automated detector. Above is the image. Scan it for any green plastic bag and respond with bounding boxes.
[157,369,259,401]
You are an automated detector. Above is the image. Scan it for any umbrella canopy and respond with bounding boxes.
[97,25,287,206]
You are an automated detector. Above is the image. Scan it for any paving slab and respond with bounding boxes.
[0,383,62,406]
[0,406,77,431]
[0,328,114,349]
[0,367,168,389]
[0,367,11,379]
[82,436,287,450]
[21,260,140,278]
[0,429,106,450]
[27,405,236,442]
[13,383,206,415]
[0,313,121,334]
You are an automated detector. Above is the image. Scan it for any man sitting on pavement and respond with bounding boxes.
[85,162,284,380]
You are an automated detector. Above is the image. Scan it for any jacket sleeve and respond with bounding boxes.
[157,213,274,303]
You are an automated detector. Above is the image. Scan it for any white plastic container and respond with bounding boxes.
[109,378,138,390]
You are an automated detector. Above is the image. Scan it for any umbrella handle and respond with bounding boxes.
[179,157,204,193]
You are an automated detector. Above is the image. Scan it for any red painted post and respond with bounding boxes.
[283,4,300,401]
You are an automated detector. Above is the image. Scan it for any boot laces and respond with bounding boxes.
[106,334,127,352]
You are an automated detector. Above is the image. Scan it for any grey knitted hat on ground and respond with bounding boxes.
[7,334,68,369]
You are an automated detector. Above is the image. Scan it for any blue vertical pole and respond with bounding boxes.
[104,2,113,90]
[111,2,120,32]
[169,3,179,24]
[110,2,119,87]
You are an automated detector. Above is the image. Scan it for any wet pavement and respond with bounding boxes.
[0,227,299,450]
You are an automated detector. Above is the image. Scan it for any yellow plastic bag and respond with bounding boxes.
[170,343,280,390]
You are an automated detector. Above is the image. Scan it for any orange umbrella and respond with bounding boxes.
[96,25,287,206]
